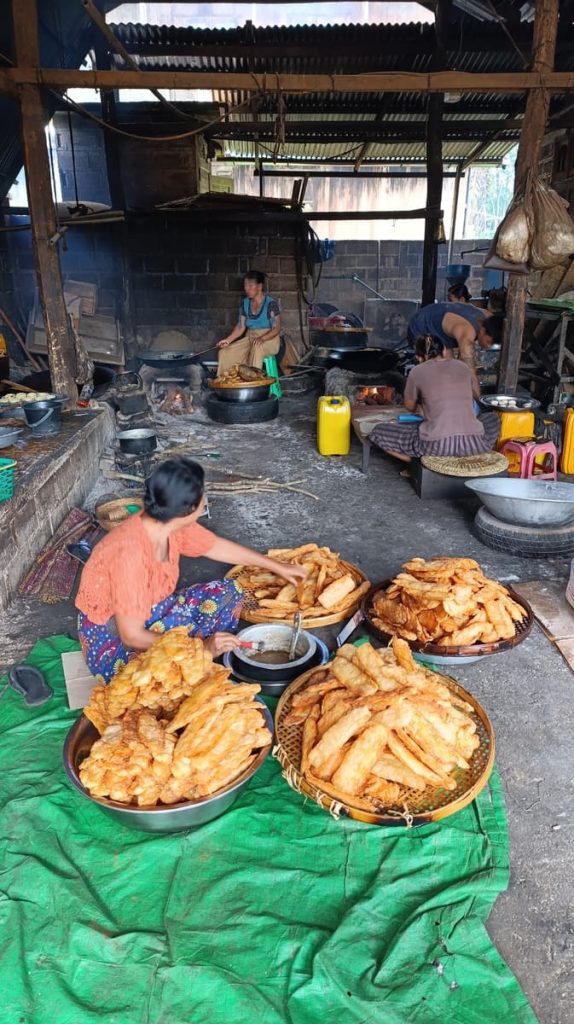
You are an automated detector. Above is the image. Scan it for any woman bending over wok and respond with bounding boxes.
[76,457,305,684]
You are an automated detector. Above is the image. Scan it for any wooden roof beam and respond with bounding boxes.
[2,68,574,93]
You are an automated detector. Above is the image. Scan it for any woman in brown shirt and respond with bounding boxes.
[370,335,499,464]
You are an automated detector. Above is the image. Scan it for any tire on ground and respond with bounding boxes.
[474,505,574,558]
[205,394,279,424]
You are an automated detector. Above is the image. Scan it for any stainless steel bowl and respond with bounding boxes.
[465,477,574,526]
[233,623,317,682]
[211,383,271,403]
[63,701,273,833]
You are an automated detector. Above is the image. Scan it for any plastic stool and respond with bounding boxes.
[500,438,557,480]
[263,355,282,399]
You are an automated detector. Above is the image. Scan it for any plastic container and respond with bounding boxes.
[317,395,351,456]
[0,457,15,502]
[561,407,574,475]
[23,397,65,437]
[495,409,535,449]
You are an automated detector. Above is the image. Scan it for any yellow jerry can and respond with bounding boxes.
[495,410,535,449]
[561,407,574,474]
[317,395,351,456]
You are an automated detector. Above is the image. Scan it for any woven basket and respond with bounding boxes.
[421,451,508,478]
[96,497,143,531]
[0,458,15,503]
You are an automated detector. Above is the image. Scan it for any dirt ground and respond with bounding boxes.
[1,393,572,1024]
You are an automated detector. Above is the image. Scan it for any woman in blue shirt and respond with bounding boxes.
[217,271,281,374]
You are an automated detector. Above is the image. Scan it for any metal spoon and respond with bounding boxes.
[288,611,302,661]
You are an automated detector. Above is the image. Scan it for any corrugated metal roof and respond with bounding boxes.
[220,139,517,163]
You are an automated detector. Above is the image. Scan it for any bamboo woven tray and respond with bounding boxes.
[274,666,495,827]
[362,580,533,659]
[227,559,369,628]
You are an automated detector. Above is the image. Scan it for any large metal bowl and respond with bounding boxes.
[232,623,318,683]
[465,477,574,526]
[208,380,271,403]
[63,701,273,833]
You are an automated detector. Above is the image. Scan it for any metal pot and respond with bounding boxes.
[232,624,318,683]
[63,702,273,833]
[117,428,157,455]
[216,383,271,403]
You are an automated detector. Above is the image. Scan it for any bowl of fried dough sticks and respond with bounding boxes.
[274,637,494,826]
[362,557,533,664]
[63,628,273,832]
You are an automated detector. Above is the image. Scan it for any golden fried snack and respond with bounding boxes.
[231,543,369,622]
[370,558,527,648]
[80,633,272,807]
[282,640,483,812]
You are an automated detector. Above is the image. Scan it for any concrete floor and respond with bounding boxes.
[1,393,572,1023]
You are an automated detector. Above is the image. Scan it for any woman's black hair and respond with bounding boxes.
[414,334,445,360]
[144,457,205,523]
[479,314,504,346]
[244,270,266,286]
[447,283,471,302]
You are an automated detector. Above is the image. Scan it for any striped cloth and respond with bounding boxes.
[370,412,500,459]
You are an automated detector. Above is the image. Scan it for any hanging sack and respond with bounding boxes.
[529,176,574,270]
[484,227,529,275]
[495,201,531,264]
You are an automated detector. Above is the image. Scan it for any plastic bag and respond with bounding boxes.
[495,202,531,264]
[529,177,574,270]
[484,230,529,274]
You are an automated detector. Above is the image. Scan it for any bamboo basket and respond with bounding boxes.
[96,497,143,532]
[226,559,369,628]
[273,666,495,827]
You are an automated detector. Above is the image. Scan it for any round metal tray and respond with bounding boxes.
[274,666,495,827]
[226,559,369,628]
[480,393,540,411]
[361,579,534,659]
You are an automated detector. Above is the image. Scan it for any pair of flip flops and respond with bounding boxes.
[2,665,52,706]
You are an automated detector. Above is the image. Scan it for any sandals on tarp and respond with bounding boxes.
[8,665,52,706]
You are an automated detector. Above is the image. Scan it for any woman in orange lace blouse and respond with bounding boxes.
[76,457,305,683]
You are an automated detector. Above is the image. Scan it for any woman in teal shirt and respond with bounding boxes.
[217,271,281,373]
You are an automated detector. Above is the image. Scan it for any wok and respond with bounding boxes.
[136,347,215,370]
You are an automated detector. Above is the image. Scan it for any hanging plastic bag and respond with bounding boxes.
[484,227,529,275]
[529,176,574,270]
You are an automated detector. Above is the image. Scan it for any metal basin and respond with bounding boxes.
[465,477,574,526]
[213,383,271,403]
[233,623,317,683]
[63,702,273,833]
[0,426,22,448]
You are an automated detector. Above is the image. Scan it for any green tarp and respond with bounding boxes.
[0,637,537,1024]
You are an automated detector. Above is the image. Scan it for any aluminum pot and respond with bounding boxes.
[465,477,574,527]
[63,701,273,833]
[233,623,317,684]
[117,428,157,455]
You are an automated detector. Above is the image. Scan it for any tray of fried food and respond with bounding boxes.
[228,542,371,626]
[363,557,533,655]
[211,364,274,388]
[80,628,272,806]
[275,638,494,825]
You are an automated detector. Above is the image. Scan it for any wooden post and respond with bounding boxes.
[498,0,560,393]
[421,0,448,306]
[12,0,77,398]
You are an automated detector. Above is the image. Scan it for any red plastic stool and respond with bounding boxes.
[500,438,557,480]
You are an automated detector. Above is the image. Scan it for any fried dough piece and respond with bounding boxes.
[301,705,320,775]
[317,574,356,610]
[484,598,515,640]
[396,729,457,790]
[363,778,402,804]
[331,658,377,695]
[313,740,352,780]
[391,637,417,672]
[387,730,450,789]
[370,753,427,791]
[308,706,371,770]
[331,723,388,795]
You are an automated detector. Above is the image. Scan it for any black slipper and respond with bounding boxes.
[8,666,52,706]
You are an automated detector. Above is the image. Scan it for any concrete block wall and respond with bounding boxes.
[0,214,303,351]
[315,238,489,320]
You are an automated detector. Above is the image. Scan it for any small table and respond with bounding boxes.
[351,403,404,474]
